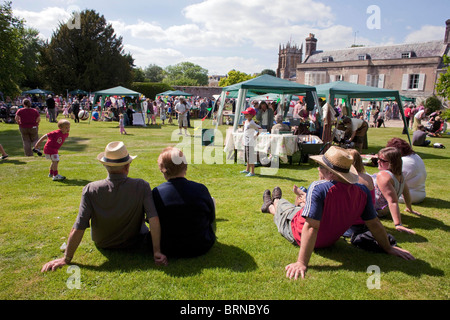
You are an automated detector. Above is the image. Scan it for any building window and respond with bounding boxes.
[321,56,332,62]
[305,72,327,86]
[358,54,367,61]
[409,74,420,89]
[401,74,425,91]
[401,52,415,59]
[366,74,385,88]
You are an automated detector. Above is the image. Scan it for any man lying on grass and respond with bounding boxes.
[260,146,415,280]
[41,141,168,272]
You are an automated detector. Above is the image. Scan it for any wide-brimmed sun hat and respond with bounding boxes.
[309,146,359,184]
[97,141,137,166]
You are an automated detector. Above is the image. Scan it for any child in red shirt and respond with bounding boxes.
[34,119,70,181]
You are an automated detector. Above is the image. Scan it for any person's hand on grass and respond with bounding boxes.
[41,258,67,272]
[405,208,422,216]
[386,246,416,261]
[285,261,308,280]
[154,252,168,266]
[395,224,416,235]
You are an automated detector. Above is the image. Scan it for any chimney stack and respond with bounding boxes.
[445,19,450,44]
[305,33,317,57]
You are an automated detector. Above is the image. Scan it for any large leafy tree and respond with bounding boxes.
[436,54,450,102]
[40,9,134,93]
[20,27,44,89]
[145,64,165,83]
[219,70,255,87]
[163,62,208,86]
[0,1,25,97]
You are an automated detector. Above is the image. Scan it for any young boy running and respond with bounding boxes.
[34,119,70,181]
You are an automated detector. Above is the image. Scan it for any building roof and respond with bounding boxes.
[305,40,448,63]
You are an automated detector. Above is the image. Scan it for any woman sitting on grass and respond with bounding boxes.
[372,147,421,235]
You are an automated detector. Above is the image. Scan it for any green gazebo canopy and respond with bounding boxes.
[315,81,411,144]
[219,74,319,131]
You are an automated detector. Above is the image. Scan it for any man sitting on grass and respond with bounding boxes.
[41,141,168,272]
[260,146,415,280]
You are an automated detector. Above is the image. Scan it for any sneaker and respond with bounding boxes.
[32,148,43,156]
[240,170,249,174]
[52,174,66,181]
[261,189,272,213]
[1,154,8,160]
[245,172,255,177]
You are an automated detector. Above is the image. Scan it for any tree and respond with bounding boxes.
[145,64,165,82]
[436,54,450,102]
[260,69,276,77]
[20,27,44,89]
[39,9,134,93]
[218,70,255,87]
[163,62,208,86]
[0,1,25,97]
[424,96,442,113]
[133,67,146,82]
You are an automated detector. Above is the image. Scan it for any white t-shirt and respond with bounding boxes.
[243,119,260,146]
[415,109,425,120]
[175,102,189,118]
[350,118,364,131]
[399,153,426,204]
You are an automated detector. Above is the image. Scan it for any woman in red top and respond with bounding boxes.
[15,99,41,156]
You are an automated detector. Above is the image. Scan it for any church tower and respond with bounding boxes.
[276,41,303,80]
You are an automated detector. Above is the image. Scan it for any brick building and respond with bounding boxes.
[278,20,450,103]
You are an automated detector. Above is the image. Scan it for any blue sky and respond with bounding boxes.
[10,0,450,75]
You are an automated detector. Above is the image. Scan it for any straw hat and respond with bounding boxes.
[309,146,359,184]
[97,141,137,166]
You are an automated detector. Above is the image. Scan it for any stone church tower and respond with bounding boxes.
[276,41,303,80]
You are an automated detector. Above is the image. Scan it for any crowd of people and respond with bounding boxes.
[1,91,446,281]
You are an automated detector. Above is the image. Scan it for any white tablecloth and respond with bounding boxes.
[224,130,299,163]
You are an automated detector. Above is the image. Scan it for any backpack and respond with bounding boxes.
[350,230,397,253]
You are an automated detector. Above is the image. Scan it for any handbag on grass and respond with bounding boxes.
[350,230,397,253]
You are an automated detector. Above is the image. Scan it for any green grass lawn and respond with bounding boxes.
[0,115,449,300]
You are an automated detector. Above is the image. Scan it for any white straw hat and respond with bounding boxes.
[97,141,137,166]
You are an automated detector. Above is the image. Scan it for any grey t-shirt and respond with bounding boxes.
[73,173,158,249]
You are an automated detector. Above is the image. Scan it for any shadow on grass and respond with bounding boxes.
[0,158,27,165]
[313,240,445,277]
[80,241,257,277]
[64,137,89,152]
[54,178,92,187]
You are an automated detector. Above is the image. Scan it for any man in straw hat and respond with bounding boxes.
[260,146,415,280]
[41,141,168,272]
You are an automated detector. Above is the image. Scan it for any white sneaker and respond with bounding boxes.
[53,174,66,181]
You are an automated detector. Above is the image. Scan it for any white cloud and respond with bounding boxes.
[404,25,445,43]
[14,7,73,38]
[124,44,185,68]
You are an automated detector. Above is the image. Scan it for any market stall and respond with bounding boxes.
[315,81,411,145]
